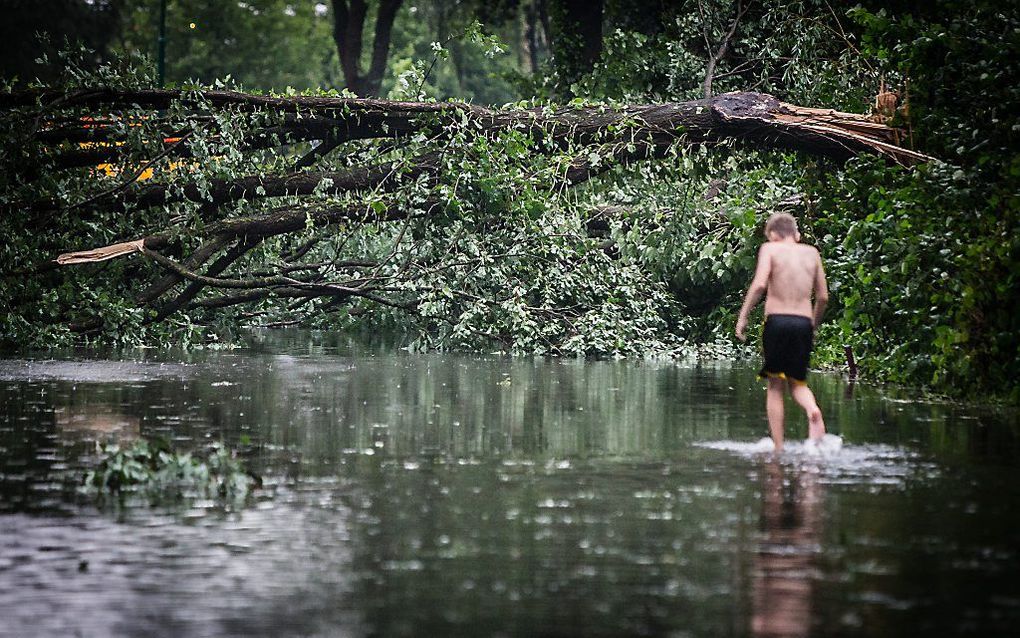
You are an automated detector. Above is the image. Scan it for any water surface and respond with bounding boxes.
[1,331,1018,637]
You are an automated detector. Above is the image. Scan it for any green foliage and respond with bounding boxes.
[805,153,1019,399]
[801,1,1020,399]
[85,438,257,503]
[545,0,1020,399]
[4,0,1019,401]
[390,20,511,101]
[405,206,683,356]
[1,43,694,358]
[387,15,520,103]
[848,2,1020,163]
[562,0,879,106]
[306,96,689,356]
[0,47,286,351]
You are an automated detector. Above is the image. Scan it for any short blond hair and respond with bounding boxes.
[764,212,798,238]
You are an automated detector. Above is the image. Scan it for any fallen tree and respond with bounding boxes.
[1,84,930,351]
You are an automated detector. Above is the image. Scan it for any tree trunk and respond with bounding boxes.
[522,2,542,75]
[5,87,928,324]
[13,90,928,218]
[331,0,365,94]
[330,0,404,96]
[7,88,929,161]
[548,0,604,92]
[365,0,403,96]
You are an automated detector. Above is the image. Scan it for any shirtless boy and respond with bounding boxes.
[735,213,828,451]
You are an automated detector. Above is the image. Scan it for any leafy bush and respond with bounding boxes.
[85,438,258,503]
[804,158,1020,398]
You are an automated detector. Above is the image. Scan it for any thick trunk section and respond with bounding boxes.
[16,90,928,217]
[7,89,925,164]
[4,87,928,324]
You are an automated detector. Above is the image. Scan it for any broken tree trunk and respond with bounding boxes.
[3,87,930,325]
[13,90,930,218]
[4,88,929,163]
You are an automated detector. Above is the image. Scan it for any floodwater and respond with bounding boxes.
[1,331,1018,637]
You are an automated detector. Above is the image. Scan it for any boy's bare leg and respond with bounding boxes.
[790,383,826,440]
[766,378,786,451]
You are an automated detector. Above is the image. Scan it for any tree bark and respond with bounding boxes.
[16,89,930,217]
[331,0,365,94]
[7,87,929,324]
[366,0,403,96]
[9,89,925,162]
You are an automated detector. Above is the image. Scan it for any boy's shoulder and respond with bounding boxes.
[784,242,820,256]
[759,242,819,255]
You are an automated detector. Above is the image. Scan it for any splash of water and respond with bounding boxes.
[695,435,937,487]
[698,434,843,457]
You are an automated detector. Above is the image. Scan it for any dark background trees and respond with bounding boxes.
[0,0,122,84]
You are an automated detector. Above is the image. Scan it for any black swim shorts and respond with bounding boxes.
[758,314,814,385]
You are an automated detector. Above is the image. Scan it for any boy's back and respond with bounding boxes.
[761,242,822,319]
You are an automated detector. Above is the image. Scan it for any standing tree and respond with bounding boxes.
[330,0,405,96]
[547,0,603,94]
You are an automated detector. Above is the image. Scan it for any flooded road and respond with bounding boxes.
[1,331,1018,637]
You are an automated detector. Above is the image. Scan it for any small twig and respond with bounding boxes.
[704,0,751,98]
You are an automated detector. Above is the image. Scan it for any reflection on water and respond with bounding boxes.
[752,462,823,638]
[0,331,1019,637]
[55,404,140,442]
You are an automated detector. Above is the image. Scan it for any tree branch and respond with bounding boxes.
[704,0,751,98]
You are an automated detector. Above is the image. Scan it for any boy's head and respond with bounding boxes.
[764,212,800,242]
